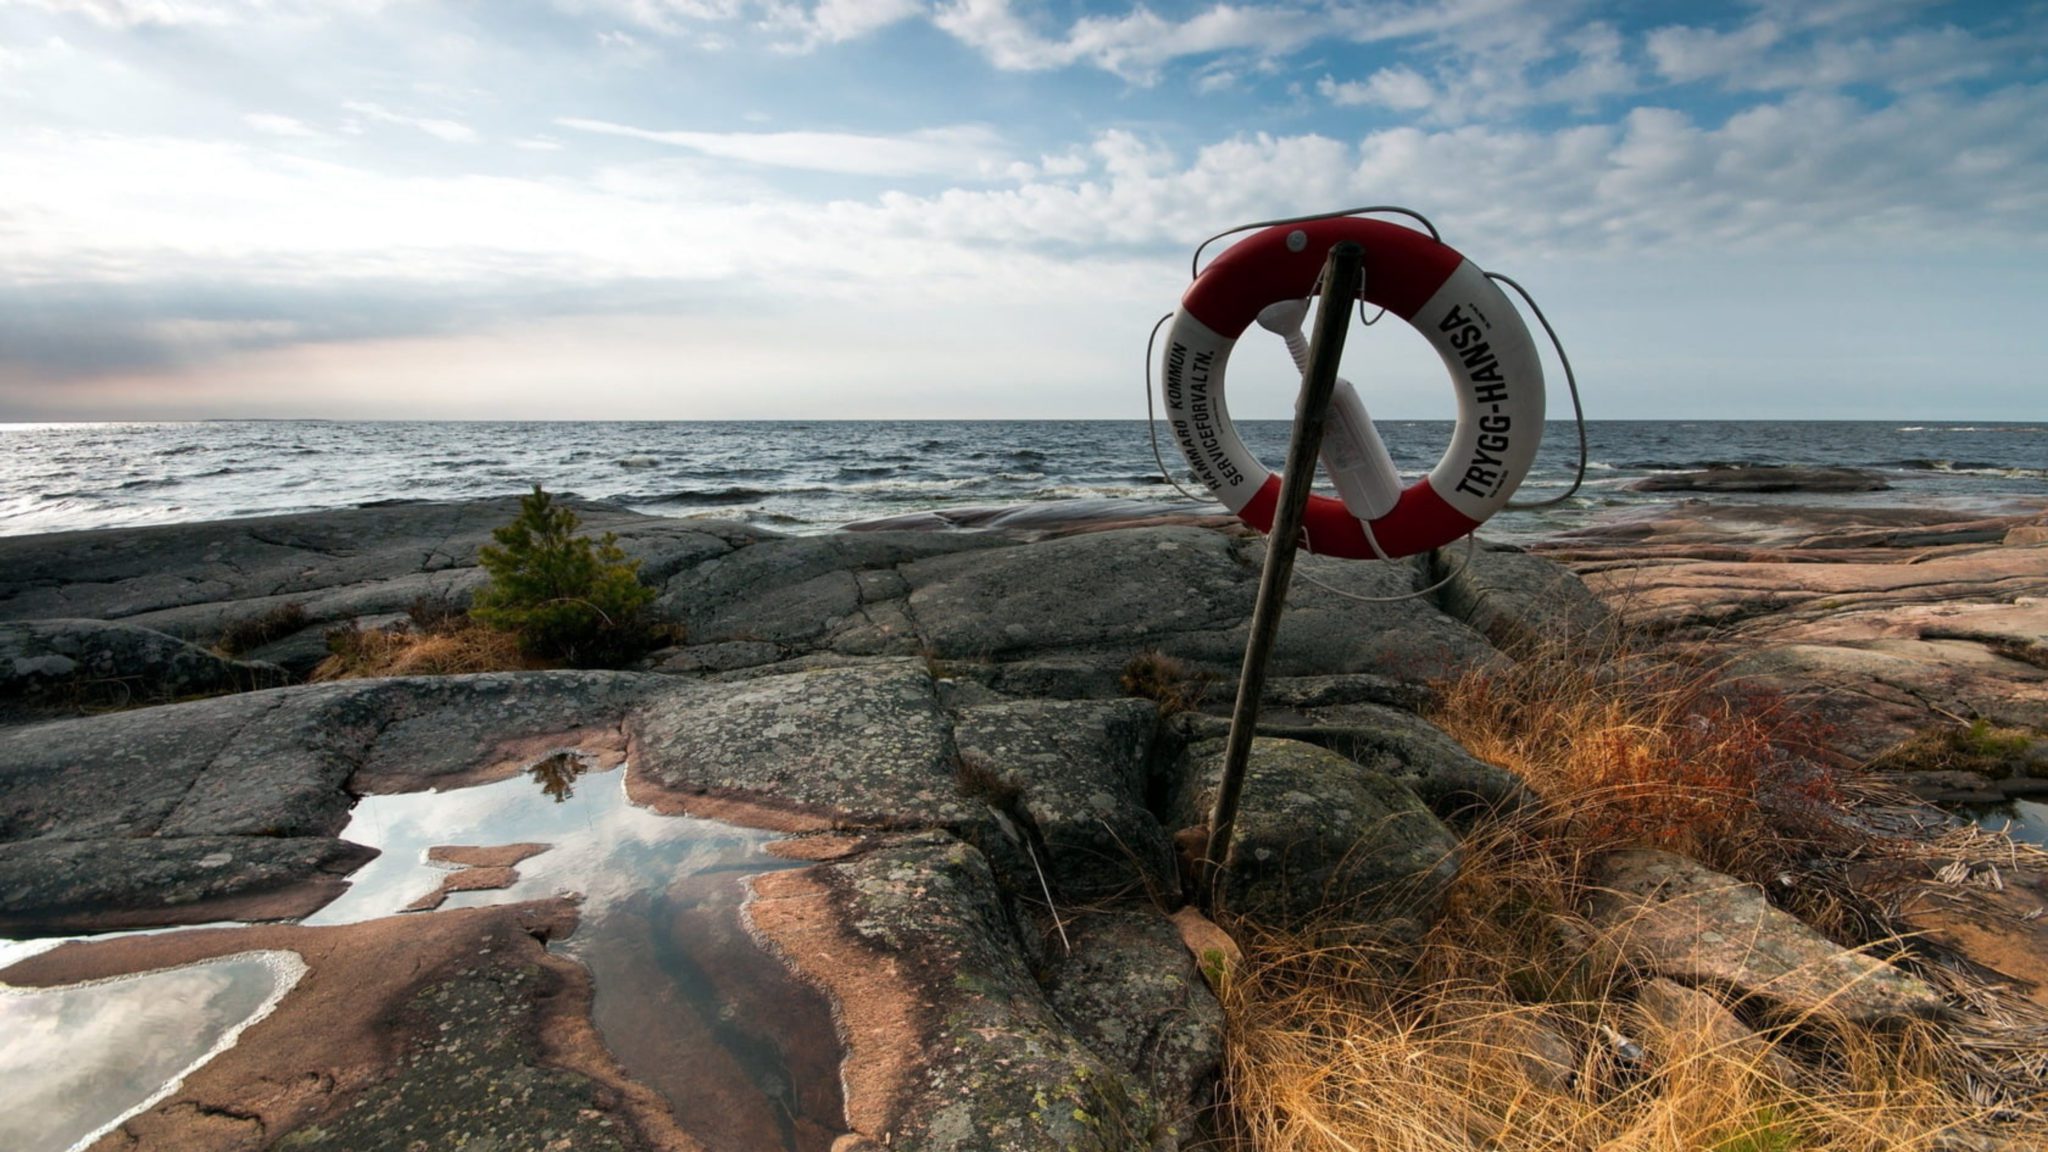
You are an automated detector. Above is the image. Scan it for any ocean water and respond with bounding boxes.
[1,420,2042,541]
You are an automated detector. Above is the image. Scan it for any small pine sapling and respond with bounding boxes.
[471,485,657,666]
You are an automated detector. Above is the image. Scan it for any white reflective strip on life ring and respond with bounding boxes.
[1412,259,1546,523]
[1157,312,1262,513]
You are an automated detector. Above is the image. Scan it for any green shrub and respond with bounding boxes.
[1871,718,2035,777]
[471,486,657,667]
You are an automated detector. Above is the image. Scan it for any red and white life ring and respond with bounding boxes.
[1160,217,1545,559]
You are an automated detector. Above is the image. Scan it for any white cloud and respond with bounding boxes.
[1314,4,1635,123]
[1648,18,1783,84]
[1648,14,2024,92]
[594,26,659,63]
[4,71,2046,419]
[555,116,1010,178]
[1319,66,1435,110]
[7,83,2039,306]
[243,112,319,137]
[555,0,745,35]
[932,0,1324,84]
[6,0,236,25]
[842,84,2048,261]
[1545,20,1632,108]
[928,0,1069,70]
[341,100,477,143]
[5,0,395,26]
[766,0,923,50]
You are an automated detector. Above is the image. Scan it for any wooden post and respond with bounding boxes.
[1200,240,1364,912]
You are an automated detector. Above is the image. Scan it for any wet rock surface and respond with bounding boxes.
[1892,860,2048,1011]
[748,833,1167,1151]
[0,835,377,935]
[1,901,696,1152]
[0,671,664,928]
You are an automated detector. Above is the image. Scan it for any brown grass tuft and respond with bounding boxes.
[1222,814,2048,1152]
[1121,648,1214,716]
[406,592,470,636]
[1425,641,1844,882]
[310,619,534,681]
[215,601,309,656]
[1218,636,2048,1150]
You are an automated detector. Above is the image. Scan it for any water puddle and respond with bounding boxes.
[1,762,848,1152]
[1975,798,2048,846]
[0,951,303,1152]
[313,762,849,1152]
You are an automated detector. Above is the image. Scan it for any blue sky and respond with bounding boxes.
[0,0,2043,420]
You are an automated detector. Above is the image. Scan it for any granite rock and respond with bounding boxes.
[1588,849,1945,1024]
[1172,736,1463,940]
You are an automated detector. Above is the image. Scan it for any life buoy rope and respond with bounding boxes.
[1158,215,1547,559]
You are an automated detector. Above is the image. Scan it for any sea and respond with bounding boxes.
[1,420,2043,542]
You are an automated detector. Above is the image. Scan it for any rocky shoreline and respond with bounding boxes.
[3,495,2045,1150]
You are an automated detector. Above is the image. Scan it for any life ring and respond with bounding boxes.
[1160,217,1545,559]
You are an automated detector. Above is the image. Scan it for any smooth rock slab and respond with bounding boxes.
[0,619,287,713]
[630,659,975,832]
[905,527,1254,660]
[747,834,1155,1151]
[0,835,377,934]
[1172,736,1463,941]
[904,526,1497,684]
[1588,849,1944,1024]
[0,671,668,930]
[0,498,740,639]
[660,531,1000,645]
[1,691,293,842]
[953,698,1173,901]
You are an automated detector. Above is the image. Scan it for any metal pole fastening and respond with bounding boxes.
[1200,239,1365,912]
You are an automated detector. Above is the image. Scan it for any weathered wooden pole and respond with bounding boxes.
[1200,240,1365,912]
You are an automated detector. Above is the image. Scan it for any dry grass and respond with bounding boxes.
[215,600,309,656]
[1425,642,1848,883]
[1121,648,1216,716]
[310,618,535,680]
[1220,823,2041,1151]
[1216,637,2048,1151]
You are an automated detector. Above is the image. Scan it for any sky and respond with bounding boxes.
[0,0,2044,421]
